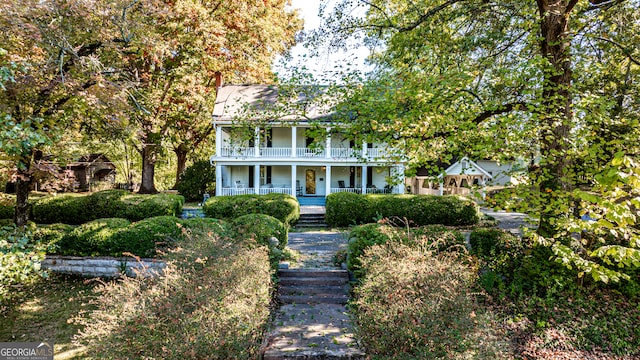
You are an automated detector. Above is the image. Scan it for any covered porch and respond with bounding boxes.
[215,164,405,197]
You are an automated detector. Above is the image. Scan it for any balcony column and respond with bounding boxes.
[292,126,297,158]
[361,165,368,194]
[255,126,260,157]
[215,164,222,196]
[325,165,332,196]
[362,141,368,159]
[325,127,332,158]
[254,164,260,195]
[215,125,222,156]
[291,164,297,198]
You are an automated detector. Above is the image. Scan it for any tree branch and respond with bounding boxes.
[595,37,640,66]
[471,101,527,125]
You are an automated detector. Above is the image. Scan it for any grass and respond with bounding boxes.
[0,274,100,359]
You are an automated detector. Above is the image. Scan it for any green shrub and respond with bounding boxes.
[31,194,90,224]
[0,225,48,302]
[32,223,74,251]
[0,194,14,219]
[326,193,479,227]
[176,160,216,202]
[231,214,287,250]
[56,218,132,257]
[75,225,272,358]
[31,190,184,224]
[325,192,371,226]
[348,223,395,279]
[55,217,185,258]
[203,193,299,225]
[116,216,185,257]
[183,217,231,237]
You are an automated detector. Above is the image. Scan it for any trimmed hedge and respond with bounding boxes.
[326,192,479,227]
[54,216,185,258]
[231,214,288,250]
[31,190,184,224]
[203,193,299,226]
[348,223,465,279]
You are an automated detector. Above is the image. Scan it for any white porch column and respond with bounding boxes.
[215,164,222,196]
[291,126,297,158]
[361,165,368,194]
[396,164,405,194]
[362,141,368,159]
[439,180,444,196]
[254,126,260,157]
[254,164,260,195]
[215,125,222,156]
[291,164,297,198]
[325,165,332,196]
[325,127,332,158]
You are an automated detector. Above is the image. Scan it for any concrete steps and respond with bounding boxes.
[295,213,327,228]
[278,269,349,305]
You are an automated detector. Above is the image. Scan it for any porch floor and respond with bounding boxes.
[300,205,326,215]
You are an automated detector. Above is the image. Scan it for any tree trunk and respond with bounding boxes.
[138,144,158,194]
[536,0,576,238]
[172,144,189,190]
[14,156,32,228]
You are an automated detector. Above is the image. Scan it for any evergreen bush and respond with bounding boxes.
[0,194,14,219]
[176,160,216,202]
[203,193,299,225]
[54,216,185,258]
[325,193,479,227]
[31,190,184,224]
[231,214,288,250]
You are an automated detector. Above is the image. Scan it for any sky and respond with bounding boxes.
[272,0,371,81]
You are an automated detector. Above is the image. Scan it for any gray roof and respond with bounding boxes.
[212,85,339,123]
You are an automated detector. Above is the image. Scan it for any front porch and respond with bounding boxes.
[215,164,405,198]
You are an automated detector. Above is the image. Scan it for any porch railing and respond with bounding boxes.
[220,188,255,196]
[331,187,361,194]
[296,148,325,157]
[330,148,359,159]
[220,147,252,157]
[260,147,292,158]
[259,187,292,195]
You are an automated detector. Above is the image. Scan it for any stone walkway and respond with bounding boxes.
[480,207,535,236]
[262,232,365,359]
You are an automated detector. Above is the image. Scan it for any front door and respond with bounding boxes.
[305,169,316,195]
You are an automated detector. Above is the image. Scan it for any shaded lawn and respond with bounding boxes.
[0,274,100,359]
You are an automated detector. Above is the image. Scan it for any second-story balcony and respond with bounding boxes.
[217,146,401,161]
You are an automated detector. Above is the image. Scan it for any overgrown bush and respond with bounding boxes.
[54,217,184,258]
[75,222,272,359]
[31,190,184,224]
[176,160,216,202]
[348,223,465,279]
[353,242,510,358]
[326,193,479,227]
[0,225,48,302]
[203,193,299,225]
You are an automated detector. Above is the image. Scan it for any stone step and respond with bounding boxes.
[279,285,349,296]
[262,304,365,360]
[279,277,347,287]
[279,269,348,279]
[279,294,349,305]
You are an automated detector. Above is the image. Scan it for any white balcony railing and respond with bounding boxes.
[296,148,325,158]
[331,187,361,194]
[259,187,292,195]
[330,148,359,159]
[260,147,292,158]
[218,146,402,160]
[220,147,252,157]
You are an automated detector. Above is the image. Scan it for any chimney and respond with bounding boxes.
[215,71,223,89]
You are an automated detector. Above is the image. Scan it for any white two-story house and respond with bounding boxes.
[210,85,406,203]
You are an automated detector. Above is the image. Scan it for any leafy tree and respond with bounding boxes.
[311,0,640,282]
[99,0,302,193]
[0,0,104,226]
